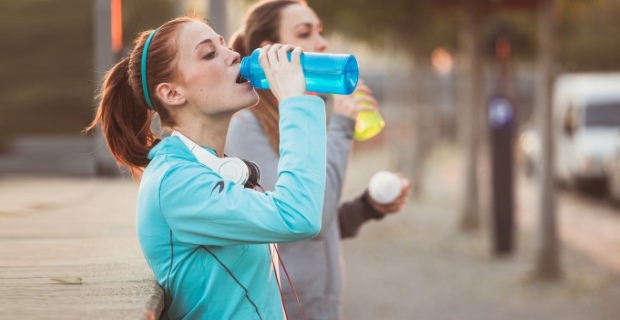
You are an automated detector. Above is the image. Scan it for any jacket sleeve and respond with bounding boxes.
[160,96,326,246]
[338,190,385,239]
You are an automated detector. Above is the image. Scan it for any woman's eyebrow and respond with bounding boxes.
[195,38,214,50]
[293,22,313,30]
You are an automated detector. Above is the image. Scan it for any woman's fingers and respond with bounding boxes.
[354,82,371,95]
[277,44,294,62]
[258,44,271,70]
[353,94,378,110]
[259,43,306,101]
[369,176,411,215]
[332,91,379,118]
[267,43,282,64]
[290,46,303,64]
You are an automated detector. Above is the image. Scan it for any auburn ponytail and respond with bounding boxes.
[86,57,158,172]
[86,16,205,176]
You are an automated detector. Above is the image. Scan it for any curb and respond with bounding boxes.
[141,281,164,320]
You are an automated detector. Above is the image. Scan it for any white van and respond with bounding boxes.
[553,73,620,188]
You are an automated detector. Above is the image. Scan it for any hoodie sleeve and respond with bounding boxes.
[312,114,355,240]
[338,190,385,239]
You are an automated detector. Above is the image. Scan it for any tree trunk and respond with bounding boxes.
[458,1,482,231]
[410,53,425,198]
[533,0,562,280]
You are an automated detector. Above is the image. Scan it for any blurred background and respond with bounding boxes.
[2,0,620,319]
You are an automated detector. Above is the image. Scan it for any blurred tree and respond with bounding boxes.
[558,0,620,71]
[534,0,562,281]
[309,0,459,57]
[309,0,460,199]
[2,0,620,137]
[481,12,537,62]
[122,0,175,45]
[0,0,93,138]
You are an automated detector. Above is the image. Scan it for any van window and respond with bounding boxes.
[564,105,577,135]
[584,100,620,127]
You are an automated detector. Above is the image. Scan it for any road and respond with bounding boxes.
[518,176,620,274]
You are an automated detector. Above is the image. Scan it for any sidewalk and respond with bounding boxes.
[1,144,620,319]
[340,145,620,320]
[0,178,162,320]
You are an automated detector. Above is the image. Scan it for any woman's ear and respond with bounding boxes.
[155,82,186,107]
[259,40,273,48]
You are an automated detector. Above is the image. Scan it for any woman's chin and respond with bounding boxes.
[246,90,260,107]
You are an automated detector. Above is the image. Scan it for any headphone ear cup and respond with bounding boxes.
[219,157,250,186]
[242,159,261,188]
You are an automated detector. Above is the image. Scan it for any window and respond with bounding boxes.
[584,100,620,127]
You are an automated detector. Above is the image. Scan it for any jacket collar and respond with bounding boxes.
[148,136,195,161]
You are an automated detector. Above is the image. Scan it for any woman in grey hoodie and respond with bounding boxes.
[226,1,410,319]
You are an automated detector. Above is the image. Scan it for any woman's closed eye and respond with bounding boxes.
[202,51,216,60]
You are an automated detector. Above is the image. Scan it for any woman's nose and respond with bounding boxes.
[229,49,242,64]
[316,35,329,53]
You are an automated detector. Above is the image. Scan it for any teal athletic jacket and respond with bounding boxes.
[136,96,326,320]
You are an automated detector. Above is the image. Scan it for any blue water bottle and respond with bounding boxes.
[240,48,359,95]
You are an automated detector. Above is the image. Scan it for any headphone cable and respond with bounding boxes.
[272,244,309,320]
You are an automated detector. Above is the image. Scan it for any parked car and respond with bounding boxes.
[606,134,620,203]
[553,73,620,190]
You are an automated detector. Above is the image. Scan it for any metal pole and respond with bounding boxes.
[93,0,119,176]
[207,0,228,39]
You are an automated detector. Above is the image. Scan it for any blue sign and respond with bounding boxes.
[488,96,514,128]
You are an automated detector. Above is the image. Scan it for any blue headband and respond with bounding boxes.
[141,29,159,110]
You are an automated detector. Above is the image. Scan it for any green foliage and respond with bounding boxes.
[480,12,537,61]
[2,0,620,137]
[308,0,620,70]
[122,0,176,45]
[0,0,93,135]
[309,0,459,55]
[0,0,174,137]
[558,0,620,71]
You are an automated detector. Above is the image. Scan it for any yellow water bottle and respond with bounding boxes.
[353,91,385,141]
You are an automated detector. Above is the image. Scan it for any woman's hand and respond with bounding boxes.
[258,44,306,101]
[367,176,411,215]
[332,80,378,119]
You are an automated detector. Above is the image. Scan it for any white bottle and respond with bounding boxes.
[368,171,402,204]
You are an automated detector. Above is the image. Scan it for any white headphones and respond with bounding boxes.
[172,131,254,186]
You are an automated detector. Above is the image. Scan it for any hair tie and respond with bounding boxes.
[141,28,159,110]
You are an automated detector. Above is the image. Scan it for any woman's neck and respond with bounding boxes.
[173,116,230,157]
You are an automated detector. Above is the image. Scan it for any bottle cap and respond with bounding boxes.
[368,171,402,204]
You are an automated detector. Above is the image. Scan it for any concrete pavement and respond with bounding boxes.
[0,178,162,319]
[340,144,620,320]
[1,143,620,319]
